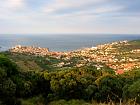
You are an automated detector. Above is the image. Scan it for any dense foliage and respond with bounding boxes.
[0,54,49,105]
[0,54,140,105]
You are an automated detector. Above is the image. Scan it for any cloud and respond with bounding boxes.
[0,0,140,34]
[0,0,26,20]
[7,0,24,8]
[94,6,124,14]
[43,0,109,14]
[0,0,25,10]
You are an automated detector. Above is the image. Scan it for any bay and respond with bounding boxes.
[0,34,140,52]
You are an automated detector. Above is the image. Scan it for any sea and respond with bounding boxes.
[0,34,140,52]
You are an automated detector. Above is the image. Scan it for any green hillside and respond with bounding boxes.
[0,40,140,105]
[2,52,64,72]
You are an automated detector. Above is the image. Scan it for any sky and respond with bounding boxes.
[0,0,140,34]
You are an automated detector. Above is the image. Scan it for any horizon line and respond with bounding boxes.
[0,33,140,35]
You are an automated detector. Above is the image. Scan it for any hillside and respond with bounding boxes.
[0,40,140,105]
[3,40,140,74]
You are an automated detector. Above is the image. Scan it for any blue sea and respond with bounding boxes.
[0,34,140,52]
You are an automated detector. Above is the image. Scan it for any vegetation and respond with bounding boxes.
[0,40,140,105]
[2,52,63,72]
[0,53,140,105]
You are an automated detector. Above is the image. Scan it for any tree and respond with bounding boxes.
[97,75,124,102]
[124,79,140,103]
[0,55,18,76]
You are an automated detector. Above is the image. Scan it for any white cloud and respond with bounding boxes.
[7,0,24,8]
[43,0,109,14]
[0,0,140,34]
[0,0,26,20]
[94,6,124,14]
[0,0,25,10]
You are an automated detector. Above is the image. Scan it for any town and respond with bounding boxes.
[10,40,140,74]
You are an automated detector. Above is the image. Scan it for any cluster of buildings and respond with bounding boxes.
[10,45,50,56]
[9,40,140,74]
[10,45,68,58]
[131,49,140,53]
[62,40,140,74]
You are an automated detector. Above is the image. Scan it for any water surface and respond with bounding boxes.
[0,34,140,52]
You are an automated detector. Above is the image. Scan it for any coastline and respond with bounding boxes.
[0,34,140,52]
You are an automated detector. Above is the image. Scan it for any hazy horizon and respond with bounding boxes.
[0,33,140,36]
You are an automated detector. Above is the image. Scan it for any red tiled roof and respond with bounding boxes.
[116,69,124,74]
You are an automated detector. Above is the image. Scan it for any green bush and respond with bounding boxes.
[21,95,45,105]
[48,99,90,105]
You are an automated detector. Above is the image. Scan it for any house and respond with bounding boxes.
[116,69,124,75]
